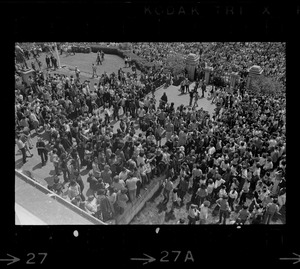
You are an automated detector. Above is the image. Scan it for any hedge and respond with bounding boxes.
[90,45,121,55]
[172,75,186,87]
[89,44,166,74]
[89,44,187,81]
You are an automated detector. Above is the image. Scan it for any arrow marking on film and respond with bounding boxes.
[279,253,300,264]
[0,254,20,266]
[131,253,156,265]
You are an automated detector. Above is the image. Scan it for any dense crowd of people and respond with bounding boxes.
[131,42,286,88]
[15,42,286,224]
[202,42,286,86]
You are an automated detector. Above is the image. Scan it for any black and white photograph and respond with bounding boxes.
[15,42,286,225]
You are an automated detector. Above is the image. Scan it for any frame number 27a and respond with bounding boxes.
[160,250,194,263]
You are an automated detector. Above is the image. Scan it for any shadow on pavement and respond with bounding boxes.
[85,188,95,197]
[15,157,23,165]
[32,162,43,171]
[44,176,55,186]
[80,169,90,176]
[148,184,164,203]
[49,170,56,176]
[164,211,176,222]
[30,132,39,140]
[15,158,24,169]
[157,201,167,213]
[15,151,22,156]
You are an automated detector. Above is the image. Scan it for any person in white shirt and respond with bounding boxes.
[206,179,215,202]
[68,180,81,201]
[16,135,27,164]
[208,143,216,156]
[218,185,227,199]
[85,195,98,214]
[137,152,146,167]
[93,83,98,92]
[253,163,261,179]
[214,174,225,189]
[104,105,111,125]
[168,188,180,213]
[146,132,156,144]
[138,107,145,126]
[258,153,267,167]
[277,188,286,210]
[119,167,130,182]
[92,157,101,178]
[263,157,273,173]
[241,166,248,179]
[199,201,210,224]
[111,175,126,192]
[228,188,238,211]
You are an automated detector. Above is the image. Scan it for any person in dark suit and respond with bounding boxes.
[96,51,102,65]
[184,78,189,93]
[36,137,48,166]
[45,55,50,68]
[201,80,206,98]
[50,55,55,69]
[53,57,58,70]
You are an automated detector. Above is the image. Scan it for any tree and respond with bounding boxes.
[249,75,284,96]
[164,54,186,76]
[119,43,132,51]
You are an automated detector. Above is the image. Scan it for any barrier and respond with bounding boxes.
[116,175,165,224]
[143,76,166,95]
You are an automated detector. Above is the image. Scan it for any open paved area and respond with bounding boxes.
[26,51,138,86]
